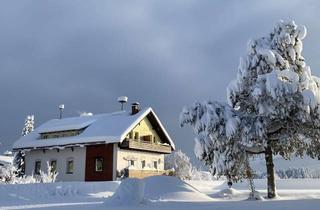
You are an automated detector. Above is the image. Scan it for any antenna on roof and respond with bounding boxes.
[117,96,128,111]
[58,104,65,119]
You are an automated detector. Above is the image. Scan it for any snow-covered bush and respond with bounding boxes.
[38,161,58,183]
[165,150,214,181]
[0,164,17,183]
[165,150,193,180]
[0,161,57,184]
[190,170,216,181]
[180,20,320,198]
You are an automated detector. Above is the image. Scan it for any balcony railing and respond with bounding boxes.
[120,138,172,154]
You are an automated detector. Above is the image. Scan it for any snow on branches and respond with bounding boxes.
[180,20,320,185]
[165,150,193,180]
[21,115,34,136]
[180,101,247,181]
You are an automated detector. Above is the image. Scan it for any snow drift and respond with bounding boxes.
[106,176,213,205]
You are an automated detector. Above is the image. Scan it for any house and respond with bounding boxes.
[12,103,175,181]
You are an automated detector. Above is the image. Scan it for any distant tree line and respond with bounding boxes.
[255,168,320,179]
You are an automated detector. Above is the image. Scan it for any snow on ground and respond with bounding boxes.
[0,181,120,209]
[107,176,213,205]
[1,176,320,210]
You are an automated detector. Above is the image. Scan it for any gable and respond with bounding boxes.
[124,112,173,148]
[126,117,162,144]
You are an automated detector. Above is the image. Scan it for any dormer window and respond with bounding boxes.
[40,127,87,139]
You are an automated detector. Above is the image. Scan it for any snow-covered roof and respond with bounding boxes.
[0,155,13,165]
[12,107,175,150]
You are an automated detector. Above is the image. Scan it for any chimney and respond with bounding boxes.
[131,102,140,115]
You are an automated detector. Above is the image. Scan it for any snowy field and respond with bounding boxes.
[1,176,320,210]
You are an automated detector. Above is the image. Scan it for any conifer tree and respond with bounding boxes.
[21,115,34,136]
[14,115,35,176]
[180,20,320,198]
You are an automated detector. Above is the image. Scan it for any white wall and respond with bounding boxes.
[24,147,86,181]
[24,145,166,181]
[116,147,164,172]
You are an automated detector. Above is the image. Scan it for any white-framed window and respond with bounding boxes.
[128,160,135,167]
[153,161,158,169]
[50,160,57,173]
[66,158,74,174]
[34,160,41,175]
[95,157,103,172]
[141,160,146,169]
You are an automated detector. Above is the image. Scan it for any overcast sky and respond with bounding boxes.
[1,0,320,163]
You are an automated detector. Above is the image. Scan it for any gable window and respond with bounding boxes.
[134,132,140,140]
[128,131,133,139]
[142,135,152,142]
[153,161,158,169]
[34,161,41,175]
[95,157,103,172]
[66,158,74,174]
[141,160,146,169]
[50,160,57,173]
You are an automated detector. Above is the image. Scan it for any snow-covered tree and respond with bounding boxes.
[165,150,193,180]
[180,20,320,198]
[21,115,34,136]
[14,115,35,177]
[13,151,24,177]
[180,102,248,182]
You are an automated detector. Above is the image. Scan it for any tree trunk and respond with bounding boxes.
[265,144,276,198]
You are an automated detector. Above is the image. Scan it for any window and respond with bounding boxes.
[153,161,158,169]
[95,157,103,172]
[129,160,135,167]
[34,161,41,175]
[40,127,87,139]
[50,160,57,173]
[128,131,133,139]
[134,132,139,140]
[142,135,152,142]
[66,159,74,174]
[141,160,146,169]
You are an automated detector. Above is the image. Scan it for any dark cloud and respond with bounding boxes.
[1,0,320,164]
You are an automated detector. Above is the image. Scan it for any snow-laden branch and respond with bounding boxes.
[180,20,320,182]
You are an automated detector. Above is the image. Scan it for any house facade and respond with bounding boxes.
[12,104,175,181]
